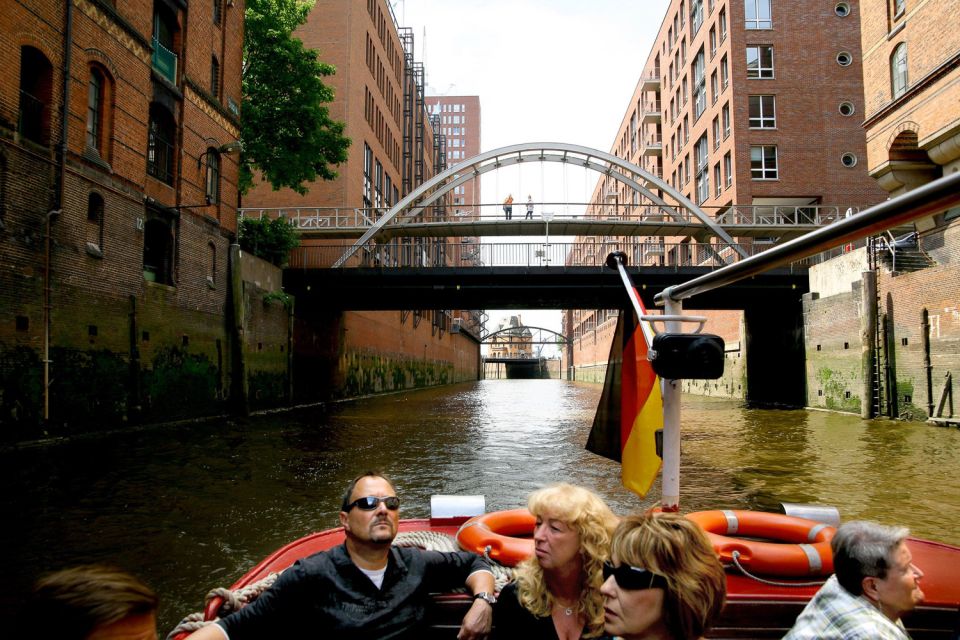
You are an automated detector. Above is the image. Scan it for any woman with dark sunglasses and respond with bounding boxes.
[600,513,725,640]
[492,483,618,639]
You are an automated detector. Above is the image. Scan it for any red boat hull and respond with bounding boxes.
[179,518,960,639]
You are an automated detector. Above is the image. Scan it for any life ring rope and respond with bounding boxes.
[685,509,836,578]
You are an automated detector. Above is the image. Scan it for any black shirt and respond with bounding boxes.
[218,543,490,639]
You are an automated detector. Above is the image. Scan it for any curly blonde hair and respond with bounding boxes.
[610,513,726,640]
[513,483,618,637]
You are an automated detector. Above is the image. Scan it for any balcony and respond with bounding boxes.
[151,37,177,84]
[641,100,661,124]
[642,134,662,156]
[641,69,661,91]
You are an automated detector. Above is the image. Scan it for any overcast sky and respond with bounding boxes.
[395,0,671,341]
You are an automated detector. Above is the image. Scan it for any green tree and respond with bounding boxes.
[238,216,300,266]
[242,0,351,194]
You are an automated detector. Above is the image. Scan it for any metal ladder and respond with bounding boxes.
[868,237,887,417]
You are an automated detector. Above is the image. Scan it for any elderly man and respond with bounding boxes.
[784,520,925,639]
[188,471,495,640]
[21,565,159,640]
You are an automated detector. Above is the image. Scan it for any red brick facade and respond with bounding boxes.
[0,0,254,436]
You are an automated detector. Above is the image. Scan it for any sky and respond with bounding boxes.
[394,0,671,343]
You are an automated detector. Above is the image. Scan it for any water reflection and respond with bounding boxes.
[3,380,959,631]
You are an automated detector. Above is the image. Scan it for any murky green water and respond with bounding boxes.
[4,380,959,631]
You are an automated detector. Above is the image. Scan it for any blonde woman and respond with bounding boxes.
[601,513,726,640]
[492,483,618,639]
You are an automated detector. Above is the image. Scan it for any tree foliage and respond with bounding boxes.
[238,216,300,266]
[242,0,351,194]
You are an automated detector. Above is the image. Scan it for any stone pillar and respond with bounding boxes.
[860,271,877,419]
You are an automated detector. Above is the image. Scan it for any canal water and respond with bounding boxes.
[5,379,960,632]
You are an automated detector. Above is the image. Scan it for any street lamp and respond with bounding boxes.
[542,209,555,265]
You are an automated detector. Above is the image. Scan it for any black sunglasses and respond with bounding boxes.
[603,561,669,590]
[345,495,400,512]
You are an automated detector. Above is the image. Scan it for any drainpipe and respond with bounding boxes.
[44,0,74,422]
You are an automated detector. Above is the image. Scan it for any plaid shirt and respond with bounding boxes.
[783,575,912,640]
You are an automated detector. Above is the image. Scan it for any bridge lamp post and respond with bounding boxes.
[542,209,555,265]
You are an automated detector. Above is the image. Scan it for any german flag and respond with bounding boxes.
[586,293,663,497]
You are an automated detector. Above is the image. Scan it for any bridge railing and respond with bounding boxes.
[288,240,830,270]
[241,203,857,229]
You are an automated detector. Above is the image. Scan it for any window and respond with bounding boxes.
[143,216,175,285]
[751,145,778,180]
[892,0,905,18]
[747,45,774,78]
[691,0,703,35]
[841,152,858,167]
[720,54,729,88]
[695,135,709,204]
[152,5,179,84]
[693,49,706,119]
[208,243,217,287]
[211,55,220,98]
[18,46,53,145]
[147,103,176,184]
[363,143,372,207]
[714,163,722,197]
[709,26,717,58]
[839,101,856,116]
[719,7,727,40]
[374,159,383,208]
[86,68,104,152]
[385,174,393,207]
[205,148,220,204]
[722,102,731,138]
[891,43,908,98]
[711,70,719,104]
[724,151,732,187]
[86,192,105,255]
[745,0,772,29]
[712,115,721,149]
[836,51,852,67]
[213,0,222,25]
[835,2,850,17]
[749,95,776,128]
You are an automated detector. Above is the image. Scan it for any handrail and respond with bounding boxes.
[654,171,960,304]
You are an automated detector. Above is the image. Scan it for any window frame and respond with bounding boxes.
[750,145,779,180]
[746,45,775,79]
[890,43,908,98]
[745,0,773,29]
[748,95,776,129]
[205,148,221,204]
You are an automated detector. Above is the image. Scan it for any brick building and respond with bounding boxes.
[242,0,482,400]
[803,0,960,419]
[565,0,888,401]
[1,0,250,436]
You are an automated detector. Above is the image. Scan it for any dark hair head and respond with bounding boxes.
[832,520,909,595]
[22,565,158,640]
[340,471,395,512]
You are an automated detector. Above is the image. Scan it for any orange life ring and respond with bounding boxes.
[456,509,536,566]
[685,510,835,577]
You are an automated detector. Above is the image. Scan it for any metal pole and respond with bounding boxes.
[661,296,682,512]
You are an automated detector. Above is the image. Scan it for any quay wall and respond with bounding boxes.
[802,224,960,419]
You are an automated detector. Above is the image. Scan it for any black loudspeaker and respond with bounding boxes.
[650,333,725,379]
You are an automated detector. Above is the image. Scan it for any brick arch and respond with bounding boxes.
[887,122,929,163]
[83,48,119,80]
[15,31,58,63]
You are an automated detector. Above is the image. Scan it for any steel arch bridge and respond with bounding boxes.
[480,325,569,345]
[333,142,748,267]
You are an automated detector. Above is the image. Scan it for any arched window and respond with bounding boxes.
[86,67,106,153]
[18,46,53,145]
[207,242,217,288]
[86,192,105,256]
[891,43,908,99]
[147,103,176,184]
[205,148,220,204]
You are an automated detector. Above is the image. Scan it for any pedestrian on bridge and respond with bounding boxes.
[503,194,514,220]
[526,195,534,220]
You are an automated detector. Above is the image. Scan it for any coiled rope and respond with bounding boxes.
[730,550,827,588]
[165,531,516,639]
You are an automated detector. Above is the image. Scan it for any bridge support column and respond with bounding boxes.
[743,298,806,407]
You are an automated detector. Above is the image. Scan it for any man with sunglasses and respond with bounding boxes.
[187,472,495,639]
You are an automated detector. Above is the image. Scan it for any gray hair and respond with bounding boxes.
[832,520,909,595]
